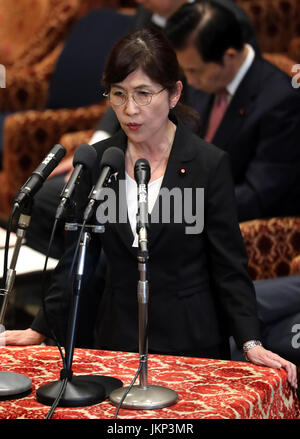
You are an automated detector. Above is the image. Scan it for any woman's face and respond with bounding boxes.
[109,68,181,146]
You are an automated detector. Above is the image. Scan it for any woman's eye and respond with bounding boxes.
[137,91,151,96]
[112,90,124,97]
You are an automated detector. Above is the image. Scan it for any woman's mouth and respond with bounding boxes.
[127,123,141,131]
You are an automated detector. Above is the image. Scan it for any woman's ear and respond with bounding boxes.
[170,80,183,108]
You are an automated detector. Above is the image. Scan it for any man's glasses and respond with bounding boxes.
[103,88,165,106]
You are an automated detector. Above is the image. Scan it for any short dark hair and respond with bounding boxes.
[102,26,181,95]
[165,1,244,64]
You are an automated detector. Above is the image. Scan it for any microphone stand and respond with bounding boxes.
[0,202,32,400]
[36,224,122,407]
[109,227,178,410]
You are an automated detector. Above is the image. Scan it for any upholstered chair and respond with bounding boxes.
[239,216,300,280]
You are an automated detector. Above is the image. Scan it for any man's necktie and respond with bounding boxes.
[205,89,229,143]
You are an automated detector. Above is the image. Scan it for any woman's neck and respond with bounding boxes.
[129,120,176,156]
[126,121,176,182]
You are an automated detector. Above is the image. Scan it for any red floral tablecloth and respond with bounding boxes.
[0,345,299,419]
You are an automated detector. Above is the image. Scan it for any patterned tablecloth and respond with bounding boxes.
[0,345,299,419]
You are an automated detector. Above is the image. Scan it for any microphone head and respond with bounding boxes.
[73,144,97,169]
[14,143,66,210]
[50,143,66,162]
[134,158,151,185]
[101,147,125,172]
[33,143,66,180]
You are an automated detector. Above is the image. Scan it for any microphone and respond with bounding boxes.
[134,158,150,258]
[55,144,97,220]
[83,147,125,222]
[14,144,66,210]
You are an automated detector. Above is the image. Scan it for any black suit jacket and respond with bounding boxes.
[188,55,300,221]
[32,119,261,356]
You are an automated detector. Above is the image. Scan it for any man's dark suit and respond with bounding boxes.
[187,55,300,221]
[231,275,300,364]
[31,119,261,357]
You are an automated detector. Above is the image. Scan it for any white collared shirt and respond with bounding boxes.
[126,172,163,247]
[226,44,255,101]
[151,14,167,28]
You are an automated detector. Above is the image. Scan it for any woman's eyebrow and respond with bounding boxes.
[111,83,153,90]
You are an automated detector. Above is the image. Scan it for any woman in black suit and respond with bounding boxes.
[3,27,297,388]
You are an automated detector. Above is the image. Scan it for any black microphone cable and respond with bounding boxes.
[1,208,16,290]
[113,362,143,419]
[45,377,68,420]
[38,216,67,419]
[112,321,150,419]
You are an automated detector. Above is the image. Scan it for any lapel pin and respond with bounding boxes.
[179,167,187,176]
[239,108,245,116]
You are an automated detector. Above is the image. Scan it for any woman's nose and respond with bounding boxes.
[123,95,139,114]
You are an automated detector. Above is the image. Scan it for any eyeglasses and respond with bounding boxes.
[103,88,165,106]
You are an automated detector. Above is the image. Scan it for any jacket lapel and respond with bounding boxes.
[148,121,199,250]
[187,86,213,137]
